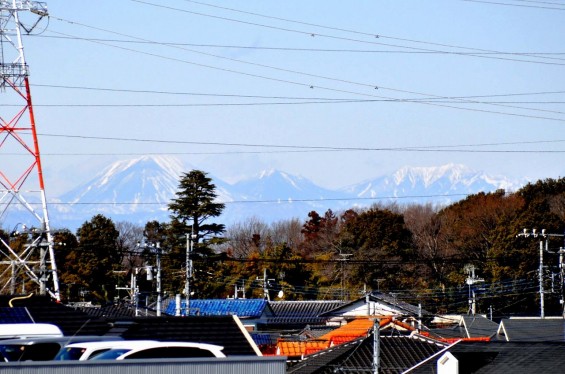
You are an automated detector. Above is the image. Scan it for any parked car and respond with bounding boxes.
[54,340,157,361]
[90,341,226,360]
[0,323,63,340]
[0,336,123,362]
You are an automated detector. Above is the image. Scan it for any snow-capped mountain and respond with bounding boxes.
[343,163,523,204]
[41,157,524,231]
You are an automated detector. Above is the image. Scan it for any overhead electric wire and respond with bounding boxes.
[34,33,565,57]
[460,0,565,10]
[135,0,565,64]
[45,18,565,122]
[33,133,565,154]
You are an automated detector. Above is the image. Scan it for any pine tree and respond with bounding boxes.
[167,170,226,297]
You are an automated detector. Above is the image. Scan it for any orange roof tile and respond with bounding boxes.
[276,340,329,357]
[320,318,376,341]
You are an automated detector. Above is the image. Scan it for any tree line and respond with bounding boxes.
[2,171,565,317]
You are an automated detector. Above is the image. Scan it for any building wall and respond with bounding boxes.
[0,356,287,374]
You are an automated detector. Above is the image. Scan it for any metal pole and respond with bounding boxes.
[156,243,161,317]
[188,234,192,316]
[540,240,544,319]
[373,319,380,374]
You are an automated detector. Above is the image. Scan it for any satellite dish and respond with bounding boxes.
[277,290,284,299]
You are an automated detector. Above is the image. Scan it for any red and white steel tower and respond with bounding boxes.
[0,1,59,300]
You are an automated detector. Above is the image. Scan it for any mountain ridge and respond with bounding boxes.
[39,156,527,230]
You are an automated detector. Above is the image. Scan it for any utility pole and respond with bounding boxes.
[338,252,352,301]
[465,264,484,315]
[137,241,162,316]
[185,229,195,316]
[0,1,59,300]
[256,269,274,301]
[372,318,380,374]
[517,229,565,319]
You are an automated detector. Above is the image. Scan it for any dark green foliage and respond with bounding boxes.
[70,214,121,303]
[165,170,226,297]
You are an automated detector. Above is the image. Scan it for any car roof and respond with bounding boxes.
[0,336,122,346]
[114,341,225,359]
[0,323,63,338]
[64,340,157,348]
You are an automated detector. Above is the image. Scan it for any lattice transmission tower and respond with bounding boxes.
[0,1,59,300]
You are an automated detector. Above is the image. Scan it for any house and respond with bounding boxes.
[0,295,262,357]
[287,332,450,374]
[494,317,565,342]
[163,298,274,330]
[265,300,344,329]
[410,340,565,373]
[319,292,430,326]
[426,314,498,342]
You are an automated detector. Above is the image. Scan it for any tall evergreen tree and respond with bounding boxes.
[167,170,226,297]
[73,214,121,303]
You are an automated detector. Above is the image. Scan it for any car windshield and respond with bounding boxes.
[54,347,88,361]
[90,348,131,360]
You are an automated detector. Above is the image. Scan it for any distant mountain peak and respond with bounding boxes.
[393,163,475,187]
[44,159,526,231]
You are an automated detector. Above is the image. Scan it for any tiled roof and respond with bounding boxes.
[265,300,344,327]
[118,315,261,356]
[319,317,375,341]
[299,325,338,339]
[288,334,448,374]
[164,298,268,318]
[427,315,498,341]
[411,341,565,374]
[0,307,34,323]
[276,318,377,358]
[0,296,111,336]
[369,292,431,316]
[270,300,345,317]
[77,302,137,319]
[251,332,278,346]
[318,292,429,318]
[496,318,565,342]
[277,340,329,357]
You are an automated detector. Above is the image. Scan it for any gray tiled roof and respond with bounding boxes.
[461,315,499,338]
[266,300,345,327]
[496,318,565,342]
[411,341,565,373]
[0,296,111,336]
[288,334,448,374]
[429,315,499,340]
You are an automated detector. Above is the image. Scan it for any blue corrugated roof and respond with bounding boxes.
[0,307,34,323]
[165,299,267,317]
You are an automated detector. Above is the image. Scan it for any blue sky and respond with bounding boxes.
[7,0,565,194]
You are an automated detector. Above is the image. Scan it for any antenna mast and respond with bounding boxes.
[0,1,60,300]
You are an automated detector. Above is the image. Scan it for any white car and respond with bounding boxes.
[90,341,226,360]
[54,340,157,361]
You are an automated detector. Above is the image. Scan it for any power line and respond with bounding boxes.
[45,19,565,122]
[33,32,565,58]
[461,0,565,10]
[171,0,565,64]
[34,132,565,154]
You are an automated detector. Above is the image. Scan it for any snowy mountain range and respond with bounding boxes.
[39,156,525,231]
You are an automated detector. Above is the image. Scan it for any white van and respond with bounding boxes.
[0,323,63,340]
[54,340,158,361]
